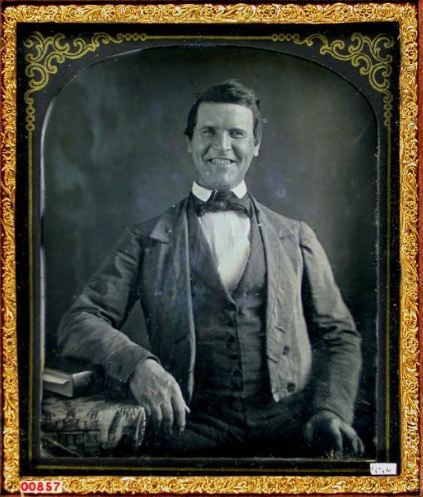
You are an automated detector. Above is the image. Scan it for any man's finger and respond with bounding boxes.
[327,419,343,454]
[171,394,187,433]
[302,421,314,445]
[351,436,362,456]
[358,437,366,456]
[161,399,174,435]
[170,381,189,432]
[149,403,163,432]
[340,424,365,456]
[142,403,152,418]
[340,422,358,440]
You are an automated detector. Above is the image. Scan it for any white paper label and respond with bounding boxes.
[370,463,397,475]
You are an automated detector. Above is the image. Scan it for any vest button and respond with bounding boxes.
[287,382,296,393]
[282,345,290,355]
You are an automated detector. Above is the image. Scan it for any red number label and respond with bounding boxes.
[20,480,63,493]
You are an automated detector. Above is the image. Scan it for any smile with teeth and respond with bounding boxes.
[208,158,236,166]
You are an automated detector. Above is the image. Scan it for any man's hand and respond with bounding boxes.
[303,410,364,458]
[129,359,189,436]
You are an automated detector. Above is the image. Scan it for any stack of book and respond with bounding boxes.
[41,359,146,456]
[42,366,103,398]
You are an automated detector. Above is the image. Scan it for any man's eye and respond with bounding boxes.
[230,129,246,138]
[201,128,213,136]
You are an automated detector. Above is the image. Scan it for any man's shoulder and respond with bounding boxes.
[129,197,189,241]
[253,198,305,239]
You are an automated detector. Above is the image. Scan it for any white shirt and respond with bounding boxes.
[192,181,251,292]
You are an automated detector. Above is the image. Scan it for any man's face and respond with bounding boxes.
[187,102,261,190]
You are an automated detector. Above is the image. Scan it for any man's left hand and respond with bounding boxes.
[303,410,364,458]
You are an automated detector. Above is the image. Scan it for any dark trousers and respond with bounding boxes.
[145,391,309,457]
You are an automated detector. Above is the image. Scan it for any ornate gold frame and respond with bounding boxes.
[1,2,419,494]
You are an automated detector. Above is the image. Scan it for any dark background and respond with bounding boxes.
[41,46,377,453]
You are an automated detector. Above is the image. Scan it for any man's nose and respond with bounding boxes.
[213,131,232,151]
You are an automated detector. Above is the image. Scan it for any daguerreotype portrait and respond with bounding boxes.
[0,1,420,496]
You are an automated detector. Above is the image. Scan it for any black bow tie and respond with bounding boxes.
[194,191,252,218]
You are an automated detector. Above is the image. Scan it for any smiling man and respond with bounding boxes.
[187,101,260,190]
[58,80,363,457]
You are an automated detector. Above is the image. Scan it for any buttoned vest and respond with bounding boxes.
[188,200,269,398]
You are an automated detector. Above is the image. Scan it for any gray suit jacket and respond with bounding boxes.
[58,196,361,424]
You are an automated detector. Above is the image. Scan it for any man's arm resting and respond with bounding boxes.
[58,226,155,384]
[59,309,155,383]
[300,222,362,436]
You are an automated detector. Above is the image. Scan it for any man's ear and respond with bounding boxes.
[253,136,262,157]
[186,136,192,154]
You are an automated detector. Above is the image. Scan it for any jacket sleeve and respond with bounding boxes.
[300,222,362,425]
[57,226,156,384]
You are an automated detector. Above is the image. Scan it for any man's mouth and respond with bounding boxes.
[208,158,236,166]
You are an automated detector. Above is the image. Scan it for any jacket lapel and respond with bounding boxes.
[149,199,187,264]
[254,199,300,363]
[145,199,196,392]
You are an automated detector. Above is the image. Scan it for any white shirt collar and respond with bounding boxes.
[192,181,247,201]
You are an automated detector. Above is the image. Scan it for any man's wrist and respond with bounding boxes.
[314,409,341,418]
[308,409,345,424]
[310,404,352,424]
[129,356,159,382]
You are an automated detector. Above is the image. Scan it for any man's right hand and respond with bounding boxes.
[129,359,189,436]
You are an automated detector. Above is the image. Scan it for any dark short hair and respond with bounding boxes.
[184,79,262,144]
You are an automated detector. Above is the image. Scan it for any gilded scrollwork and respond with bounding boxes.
[24,32,123,130]
[271,32,394,126]
[25,31,395,94]
[23,30,395,129]
[299,33,393,125]
[1,3,419,495]
[2,4,20,494]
